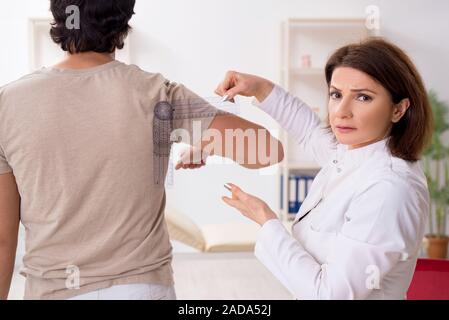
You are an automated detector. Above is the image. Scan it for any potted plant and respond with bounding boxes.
[422,90,449,259]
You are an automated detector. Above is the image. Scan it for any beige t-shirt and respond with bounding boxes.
[0,60,218,300]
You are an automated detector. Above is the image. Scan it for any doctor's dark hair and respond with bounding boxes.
[325,37,433,162]
[49,0,136,54]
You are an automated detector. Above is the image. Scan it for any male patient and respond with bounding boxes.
[0,0,283,300]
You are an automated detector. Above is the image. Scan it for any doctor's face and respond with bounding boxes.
[328,67,396,150]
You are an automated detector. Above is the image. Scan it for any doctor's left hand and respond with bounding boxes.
[222,183,278,226]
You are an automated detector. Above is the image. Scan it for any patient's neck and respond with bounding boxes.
[53,51,115,70]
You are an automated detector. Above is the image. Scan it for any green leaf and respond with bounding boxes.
[424,90,449,234]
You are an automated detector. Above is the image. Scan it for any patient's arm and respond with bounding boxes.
[176,114,284,170]
[203,113,284,169]
[0,173,20,300]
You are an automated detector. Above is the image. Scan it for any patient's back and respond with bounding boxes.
[0,60,215,299]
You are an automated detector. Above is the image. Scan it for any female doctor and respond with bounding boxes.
[218,38,433,300]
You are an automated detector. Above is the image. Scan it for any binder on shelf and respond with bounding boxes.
[280,175,283,210]
[287,174,316,215]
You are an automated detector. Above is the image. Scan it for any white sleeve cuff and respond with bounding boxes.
[252,85,286,113]
[255,218,301,259]
[257,218,284,243]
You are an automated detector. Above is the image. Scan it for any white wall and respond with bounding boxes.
[1,0,448,229]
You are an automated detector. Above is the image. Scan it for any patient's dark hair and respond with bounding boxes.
[325,37,433,162]
[50,0,136,54]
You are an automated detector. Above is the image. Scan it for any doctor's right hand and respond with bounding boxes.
[215,71,275,104]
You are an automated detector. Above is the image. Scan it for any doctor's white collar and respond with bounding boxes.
[335,137,390,169]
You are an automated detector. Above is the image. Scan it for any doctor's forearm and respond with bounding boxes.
[255,220,325,299]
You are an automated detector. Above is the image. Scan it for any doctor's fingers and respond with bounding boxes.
[222,196,249,215]
[215,72,248,101]
[215,70,238,95]
[227,183,251,201]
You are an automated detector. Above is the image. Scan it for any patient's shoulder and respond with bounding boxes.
[119,63,177,94]
[0,71,46,102]
[125,63,168,84]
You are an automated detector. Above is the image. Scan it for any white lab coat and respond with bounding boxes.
[253,85,429,300]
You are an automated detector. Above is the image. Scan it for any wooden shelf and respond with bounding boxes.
[288,18,373,29]
[290,68,324,77]
[285,162,321,171]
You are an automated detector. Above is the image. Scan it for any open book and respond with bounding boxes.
[164,207,261,252]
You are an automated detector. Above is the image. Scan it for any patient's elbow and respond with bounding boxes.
[277,140,285,163]
[256,138,284,169]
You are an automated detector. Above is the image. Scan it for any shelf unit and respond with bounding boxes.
[278,18,379,221]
